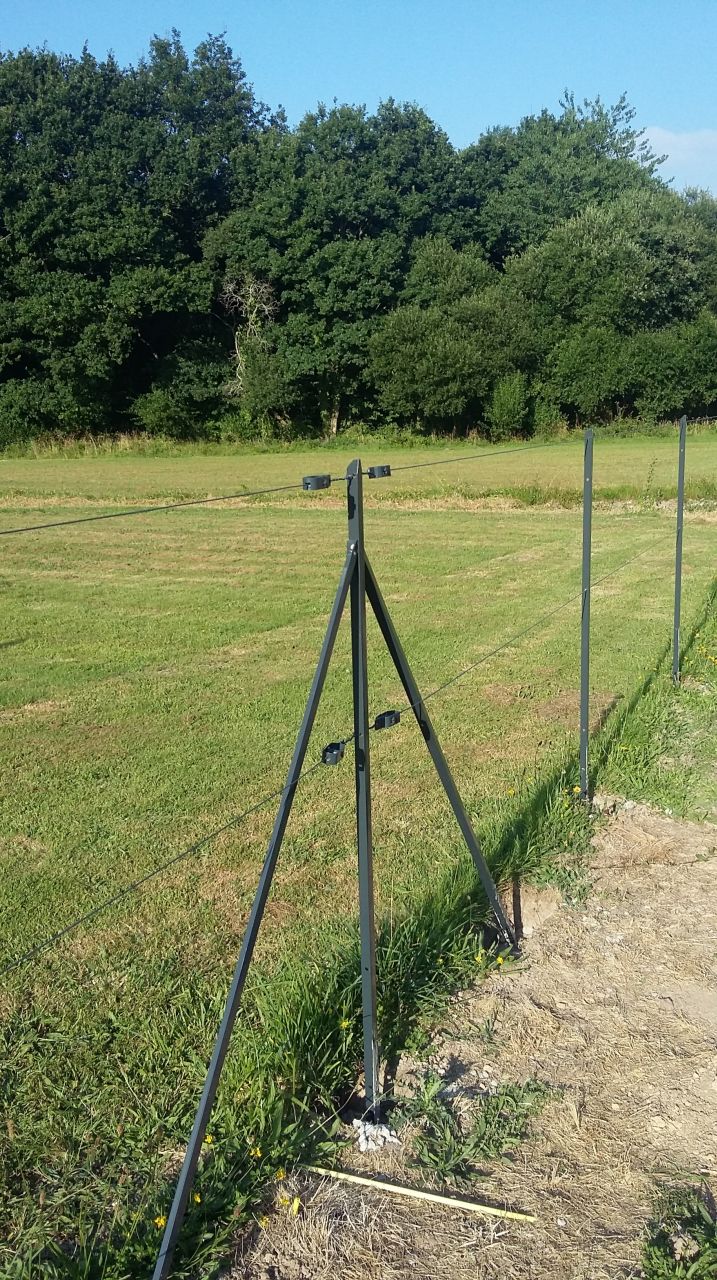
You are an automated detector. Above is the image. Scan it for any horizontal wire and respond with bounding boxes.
[0,437,617,538]
[590,531,674,590]
[0,480,305,537]
[382,530,674,722]
[381,440,558,476]
[0,529,674,978]
[0,755,332,979]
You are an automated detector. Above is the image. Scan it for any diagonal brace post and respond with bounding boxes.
[153,543,357,1280]
[364,557,516,951]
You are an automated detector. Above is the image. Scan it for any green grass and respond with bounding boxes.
[643,1185,717,1278]
[598,587,717,821]
[0,434,716,511]
[0,443,715,1276]
[3,419,716,459]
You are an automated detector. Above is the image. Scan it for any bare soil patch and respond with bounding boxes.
[535,688,619,730]
[232,799,717,1280]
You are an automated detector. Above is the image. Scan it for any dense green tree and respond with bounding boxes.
[546,326,627,420]
[506,190,706,334]
[456,94,663,264]
[486,371,530,440]
[516,191,714,421]
[401,236,494,307]
[0,35,266,440]
[372,178,717,432]
[623,312,717,419]
[0,39,715,442]
[211,101,460,431]
[371,236,528,428]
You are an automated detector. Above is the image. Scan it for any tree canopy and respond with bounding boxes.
[0,36,715,443]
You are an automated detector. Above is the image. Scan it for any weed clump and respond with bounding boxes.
[396,1070,551,1185]
[643,1184,717,1279]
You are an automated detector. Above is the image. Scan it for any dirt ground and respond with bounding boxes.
[232,798,717,1280]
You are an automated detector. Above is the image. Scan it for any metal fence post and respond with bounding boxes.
[346,459,380,1119]
[672,414,687,684]
[579,429,593,799]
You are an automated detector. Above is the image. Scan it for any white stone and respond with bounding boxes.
[352,1119,400,1153]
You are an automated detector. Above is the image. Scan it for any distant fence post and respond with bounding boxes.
[346,459,380,1119]
[579,429,593,799]
[672,415,687,684]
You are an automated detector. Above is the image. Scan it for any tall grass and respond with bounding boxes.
[3,419,716,460]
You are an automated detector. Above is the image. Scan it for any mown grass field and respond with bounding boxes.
[1,433,717,509]
[1,435,715,1276]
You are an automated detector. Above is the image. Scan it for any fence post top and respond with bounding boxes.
[346,458,361,478]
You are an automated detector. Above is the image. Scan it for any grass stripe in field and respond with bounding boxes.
[1,436,715,507]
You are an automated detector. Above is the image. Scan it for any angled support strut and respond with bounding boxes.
[153,544,356,1280]
[364,558,516,951]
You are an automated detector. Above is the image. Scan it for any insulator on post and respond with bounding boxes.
[303,474,332,491]
[374,710,400,731]
[367,464,391,479]
[322,740,346,765]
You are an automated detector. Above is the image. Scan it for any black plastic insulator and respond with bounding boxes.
[322,740,346,765]
[374,709,400,731]
[303,474,332,491]
[367,464,391,479]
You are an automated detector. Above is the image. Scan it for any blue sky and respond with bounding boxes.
[3,0,717,191]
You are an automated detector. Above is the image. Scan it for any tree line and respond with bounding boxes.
[1,33,716,444]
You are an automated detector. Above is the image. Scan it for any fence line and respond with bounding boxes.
[672,414,688,683]
[0,423,699,1278]
[0,441,559,538]
[0,478,308,537]
[579,429,594,796]
[377,438,557,474]
[152,428,695,1277]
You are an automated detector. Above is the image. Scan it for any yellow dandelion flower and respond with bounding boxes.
[258,1215,269,1229]
[276,1168,286,1181]
[204,1133,214,1145]
[572,785,581,795]
[278,1194,291,1207]
[154,1215,167,1229]
[496,956,504,965]
[475,951,485,963]
[193,1193,201,1204]
[339,1018,350,1030]
[249,1146,262,1159]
